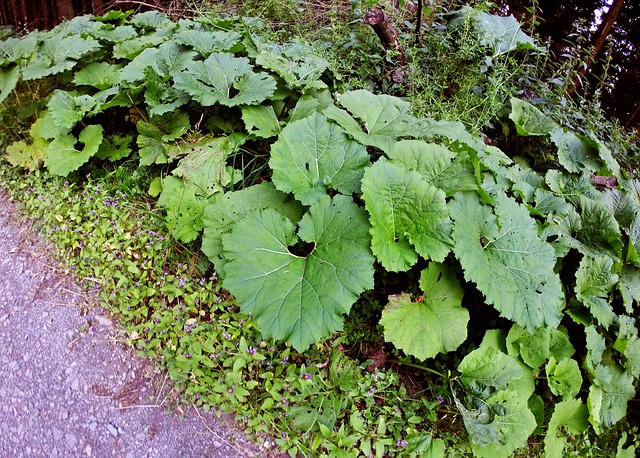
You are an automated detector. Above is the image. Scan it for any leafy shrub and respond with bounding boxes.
[1,7,639,458]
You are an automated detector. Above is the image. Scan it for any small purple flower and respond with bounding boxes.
[247,346,257,356]
[302,373,312,381]
[280,396,289,406]
[396,439,408,447]
[437,395,445,404]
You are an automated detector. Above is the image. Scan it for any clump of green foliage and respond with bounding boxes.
[1,4,639,458]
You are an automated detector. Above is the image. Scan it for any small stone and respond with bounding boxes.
[94,315,112,327]
[71,378,80,391]
[84,444,92,456]
[106,424,118,437]
[65,432,77,449]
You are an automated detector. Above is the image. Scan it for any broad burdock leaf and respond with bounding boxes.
[73,62,123,90]
[241,105,281,138]
[588,363,635,434]
[618,265,640,314]
[362,159,453,271]
[572,195,623,259]
[157,176,206,243]
[509,98,557,136]
[546,357,582,400]
[90,24,137,44]
[575,255,618,328]
[0,64,20,105]
[119,41,196,82]
[0,31,39,65]
[144,71,191,116]
[22,35,101,80]
[44,124,104,176]
[174,28,243,56]
[130,10,174,30]
[550,128,601,174]
[96,134,133,162]
[387,140,477,196]
[172,52,277,107]
[380,263,469,360]
[506,324,551,369]
[614,317,640,378]
[47,90,98,130]
[585,325,607,372]
[458,345,523,391]
[544,399,589,458]
[549,328,576,361]
[324,90,418,152]
[603,186,640,230]
[202,182,303,278]
[256,47,329,89]
[222,195,375,351]
[592,137,621,178]
[450,191,564,332]
[448,6,544,55]
[270,112,370,205]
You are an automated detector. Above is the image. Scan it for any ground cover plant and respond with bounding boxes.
[1,2,639,457]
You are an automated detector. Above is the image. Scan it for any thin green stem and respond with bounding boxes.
[388,359,447,379]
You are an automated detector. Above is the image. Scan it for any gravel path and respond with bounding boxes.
[0,189,266,458]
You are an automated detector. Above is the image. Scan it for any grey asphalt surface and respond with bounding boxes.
[0,189,268,458]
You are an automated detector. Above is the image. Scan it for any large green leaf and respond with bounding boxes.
[448,6,543,55]
[241,105,281,138]
[380,263,468,360]
[575,255,618,328]
[458,345,523,391]
[588,363,636,434]
[44,125,104,176]
[47,90,97,130]
[172,52,276,107]
[119,41,196,82]
[0,31,39,65]
[255,46,329,89]
[572,195,623,259]
[157,176,206,243]
[72,62,122,90]
[362,159,453,271]
[173,28,243,56]
[544,399,589,458]
[450,191,564,332]
[22,35,101,80]
[509,98,557,137]
[202,182,303,278]
[0,64,20,105]
[550,128,601,174]
[324,90,418,152]
[387,140,477,196]
[505,323,550,369]
[222,195,375,351]
[546,357,582,400]
[269,112,370,205]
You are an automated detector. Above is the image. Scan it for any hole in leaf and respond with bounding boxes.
[74,141,85,152]
[288,240,315,257]
[305,162,310,171]
[228,86,240,98]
